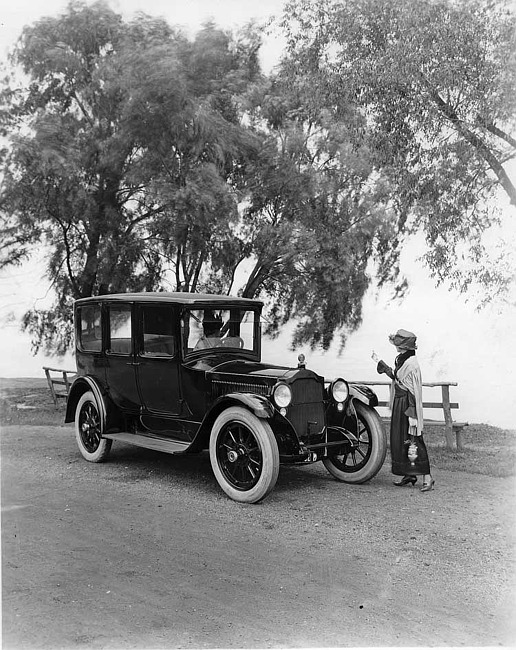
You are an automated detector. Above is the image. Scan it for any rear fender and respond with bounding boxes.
[65,377,107,430]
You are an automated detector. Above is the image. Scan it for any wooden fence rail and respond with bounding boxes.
[43,367,76,407]
[350,380,468,449]
[42,366,466,449]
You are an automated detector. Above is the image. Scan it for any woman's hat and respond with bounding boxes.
[389,328,417,350]
[203,311,223,336]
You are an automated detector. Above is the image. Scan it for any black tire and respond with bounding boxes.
[74,391,112,462]
[209,406,279,503]
[323,401,387,483]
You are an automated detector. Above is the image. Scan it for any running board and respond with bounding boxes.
[103,432,191,455]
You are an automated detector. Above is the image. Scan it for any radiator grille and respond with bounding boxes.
[212,380,269,398]
[288,377,325,439]
[212,376,326,441]
[291,376,324,404]
[287,402,325,439]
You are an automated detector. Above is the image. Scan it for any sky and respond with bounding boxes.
[0,0,286,69]
[0,0,515,429]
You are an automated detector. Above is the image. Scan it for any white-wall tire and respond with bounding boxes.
[74,391,112,463]
[209,406,279,503]
[323,401,386,483]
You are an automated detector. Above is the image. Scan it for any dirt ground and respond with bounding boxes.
[1,380,516,648]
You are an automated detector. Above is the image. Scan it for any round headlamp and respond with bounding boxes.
[331,378,349,403]
[273,382,292,409]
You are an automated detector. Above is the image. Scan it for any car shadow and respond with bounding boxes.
[102,442,337,499]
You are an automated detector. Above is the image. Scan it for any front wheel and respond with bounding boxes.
[75,391,112,462]
[209,406,279,503]
[323,401,387,483]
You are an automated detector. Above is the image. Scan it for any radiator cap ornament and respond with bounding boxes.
[298,353,306,369]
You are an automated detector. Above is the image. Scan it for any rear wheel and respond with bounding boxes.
[75,391,112,462]
[323,401,386,483]
[209,406,279,503]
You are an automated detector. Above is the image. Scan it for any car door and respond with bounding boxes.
[135,303,182,416]
[105,302,141,412]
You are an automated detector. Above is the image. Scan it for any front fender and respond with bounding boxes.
[188,392,275,453]
[349,383,379,408]
[211,392,274,419]
[327,389,380,434]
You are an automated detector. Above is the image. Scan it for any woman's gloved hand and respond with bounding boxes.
[376,359,391,375]
[408,416,418,427]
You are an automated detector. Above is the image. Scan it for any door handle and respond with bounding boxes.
[126,361,140,366]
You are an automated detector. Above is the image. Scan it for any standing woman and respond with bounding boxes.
[373,329,435,492]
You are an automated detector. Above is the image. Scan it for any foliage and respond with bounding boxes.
[0,2,261,353]
[0,0,399,353]
[1,0,515,355]
[279,0,516,295]
[240,76,398,348]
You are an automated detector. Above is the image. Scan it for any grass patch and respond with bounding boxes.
[425,423,516,478]
[0,384,66,427]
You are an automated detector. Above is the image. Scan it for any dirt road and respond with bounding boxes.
[2,422,515,648]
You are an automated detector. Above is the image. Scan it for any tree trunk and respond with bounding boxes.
[242,259,273,298]
[429,89,516,206]
[80,233,101,297]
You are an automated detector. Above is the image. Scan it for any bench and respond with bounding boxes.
[43,367,76,407]
[351,380,468,450]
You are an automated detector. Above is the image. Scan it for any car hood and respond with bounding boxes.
[185,354,304,381]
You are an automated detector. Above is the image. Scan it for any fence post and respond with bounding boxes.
[44,367,58,406]
[441,384,455,449]
[63,370,72,396]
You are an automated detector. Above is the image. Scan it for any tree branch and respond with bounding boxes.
[45,192,82,297]
[70,89,95,128]
[242,256,281,298]
[425,83,516,206]
[124,205,167,235]
[475,115,516,150]
[190,250,206,293]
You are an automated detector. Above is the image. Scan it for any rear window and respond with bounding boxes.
[108,304,132,355]
[78,304,102,352]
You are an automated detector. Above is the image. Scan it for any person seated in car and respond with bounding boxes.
[194,312,223,350]
[219,321,244,348]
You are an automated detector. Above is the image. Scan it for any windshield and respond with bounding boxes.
[182,307,259,355]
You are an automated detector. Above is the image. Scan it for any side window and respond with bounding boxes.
[78,304,102,352]
[141,305,176,357]
[108,304,132,355]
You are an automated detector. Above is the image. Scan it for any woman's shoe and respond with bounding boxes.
[393,475,417,486]
[420,478,435,492]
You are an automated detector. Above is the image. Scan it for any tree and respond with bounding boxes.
[9,0,511,356]
[238,75,398,349]
[0,0,399,354]
[279,0,516,294]
[0,2,262,353]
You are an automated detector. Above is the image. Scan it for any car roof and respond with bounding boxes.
[75,292,263,309]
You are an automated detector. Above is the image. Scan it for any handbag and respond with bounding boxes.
[406,426,419,466]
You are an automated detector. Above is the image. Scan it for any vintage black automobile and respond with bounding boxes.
[65,292,387,503]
